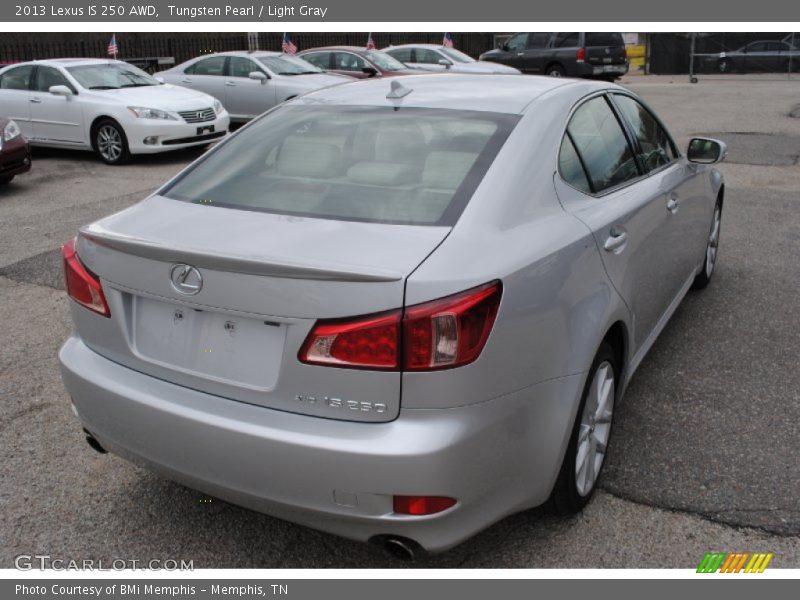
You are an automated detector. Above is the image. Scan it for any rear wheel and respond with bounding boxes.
[692,201,722,290]
[549,342,617,514]
[546,64,566,77]
[92,119,130,165]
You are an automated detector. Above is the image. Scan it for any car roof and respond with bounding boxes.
[2,58,130,69]
[299,46,373,53]
[295,73,611,115]
[206,51,283,58]
[384,44,447,50]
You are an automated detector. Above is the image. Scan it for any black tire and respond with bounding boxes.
[0,175,13,185]
[692,200,722,290]
[546,64,566,77]
[92,118,131,165]
[549,342,618,515]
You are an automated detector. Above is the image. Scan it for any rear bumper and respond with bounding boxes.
[0,137,32,178]
[59,336,585,552]
[576,62,629,78]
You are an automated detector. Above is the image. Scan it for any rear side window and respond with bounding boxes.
[0,65,34,90]
[386,48,412,62]
[553,33,580,48]
[612,94,676,173]
[164,106,519,226]
[559,135,592,194]
[301,52,331,69]
[566,96,639,193]
[585,33,625,47]
[187,56,226,76]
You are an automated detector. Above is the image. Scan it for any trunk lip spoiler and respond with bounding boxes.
[78,228,404,283]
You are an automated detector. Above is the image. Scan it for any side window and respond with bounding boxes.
[746,42,766,53]
[553,33,580,48]
[228,57,260,78]
[559,135,592,194]
[386,48,412,63]
[302,52,330,69]
[34,66,74,92]
[526,33,550,49]
[333,52,366,72]
[505,33,529,52]
[567,96,639,193]
[416,48,443,64]
[613,94,676,173]
[189,56,226,76]
[0,65,34,90]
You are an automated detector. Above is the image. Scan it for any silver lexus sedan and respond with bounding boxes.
[156,51,353,122]
[59,74,725,556]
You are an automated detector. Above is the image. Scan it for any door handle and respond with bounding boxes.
[517,52,525,56]
[225,81,237,86]
[180,78,192,83]
[603,228,628,253]
[666,195,680,213]
[30,97,42,103]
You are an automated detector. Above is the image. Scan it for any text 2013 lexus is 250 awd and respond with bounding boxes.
[59,74,726,556]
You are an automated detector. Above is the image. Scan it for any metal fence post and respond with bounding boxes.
[790,32,796,79]
[689,33,698,83]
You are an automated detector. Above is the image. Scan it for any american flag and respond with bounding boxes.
[107,34,118,58]
[281,32,297,55]
[366,32,376,51]
[442,32,454,49]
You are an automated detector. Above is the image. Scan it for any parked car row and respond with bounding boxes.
[57,69,727,555]
[697,39,800,73]
[0,36,628,172]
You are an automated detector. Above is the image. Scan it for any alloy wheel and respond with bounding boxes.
[97,125,123,163]
[705,205,722,278]
[575,361,615,496]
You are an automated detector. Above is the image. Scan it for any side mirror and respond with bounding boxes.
[687,137,727,164]
[49,85,73,97]
[361,66,379,76]
[248,71,267,83]
[438,58,453,68]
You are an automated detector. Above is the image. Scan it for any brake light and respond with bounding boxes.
[299,281,502,371]
[576,47,586,62]
[62,238,110,317]
[393,495,456,515]
[298,310,401,370]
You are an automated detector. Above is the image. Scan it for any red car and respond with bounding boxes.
[297,46,419,79]
[0,117,31,185]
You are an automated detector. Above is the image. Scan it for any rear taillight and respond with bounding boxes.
[299,281,502,371]
[576,47,586,62]
[393,495,456,516]
[298,310,400,370]
[403,281,502,370]
[62,238,110,317]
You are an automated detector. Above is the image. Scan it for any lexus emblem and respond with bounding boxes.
[196,111,204,120]
[169,264,203,295]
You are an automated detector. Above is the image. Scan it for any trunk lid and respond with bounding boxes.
[74,195,450,422]
[584,33,628,66]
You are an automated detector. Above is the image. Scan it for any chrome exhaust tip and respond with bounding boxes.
[370,535,422,561]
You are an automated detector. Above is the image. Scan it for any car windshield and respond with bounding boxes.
[364,51,407,71]
[163,105,518,226]
[66,62,158,89]
[257,55,322,75]
[439,48,476,63]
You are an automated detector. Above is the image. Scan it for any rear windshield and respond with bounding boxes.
[584,33,625,47]
[163,105,518,226]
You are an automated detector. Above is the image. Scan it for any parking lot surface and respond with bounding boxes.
[1,75,798,568]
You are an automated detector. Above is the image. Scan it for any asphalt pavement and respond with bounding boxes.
[1,74,798,568]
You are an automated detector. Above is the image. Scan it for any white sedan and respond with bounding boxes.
[0,59,230,164]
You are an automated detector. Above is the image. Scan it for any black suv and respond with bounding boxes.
[480,32,629,80]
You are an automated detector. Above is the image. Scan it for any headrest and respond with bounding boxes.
[277,139,341,178]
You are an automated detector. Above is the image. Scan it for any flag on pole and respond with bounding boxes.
[366,32,376,51]
[107,34,119,58]
[442,32,454,48]
[281,32,297,55]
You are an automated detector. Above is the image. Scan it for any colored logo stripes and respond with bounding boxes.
[697,552,773,573]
